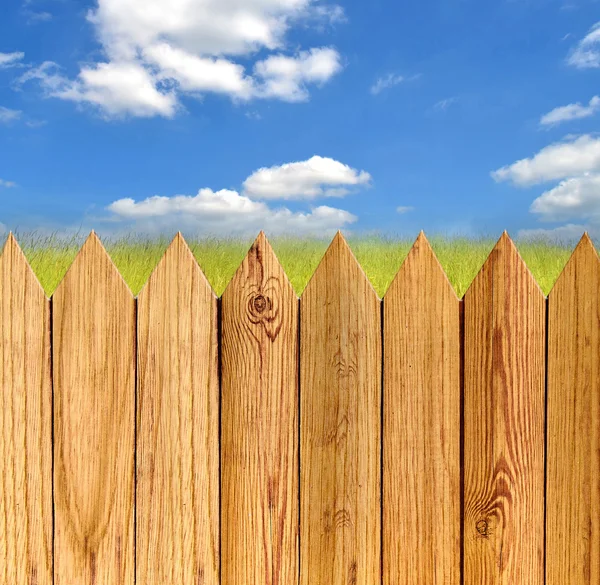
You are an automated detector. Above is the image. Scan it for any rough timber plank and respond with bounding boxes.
[383,231,461,585]
[52,231,135,585]
[0,233,52,585]
[300,231,381,585]
[136,232,219,585]
[546,233,600,585]
[221,231,299,585]
[463,231,545,585]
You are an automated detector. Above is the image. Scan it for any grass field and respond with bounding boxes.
[3,230,584,299]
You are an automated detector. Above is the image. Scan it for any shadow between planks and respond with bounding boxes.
[0,229,598,585]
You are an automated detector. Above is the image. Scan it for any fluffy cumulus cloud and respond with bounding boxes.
[566,21,600,69]
[16,0,344,118]
[491,134,600,186]
[100,155,369,236]
[494,134,600,239]
[106,189,357,236]
[540,96,600,126]
[242,155,371,199]
[529,173,600,222]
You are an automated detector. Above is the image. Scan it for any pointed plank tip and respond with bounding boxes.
[415,230,430,246]
[578,231,595,248]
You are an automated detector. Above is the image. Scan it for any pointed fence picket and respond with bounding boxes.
[52,232,136,585]
[383,231,461,585]
[0,228,598,585]
[462,232,546,585]
[300,232,381,585]
[0,233,52,585]
[546,234,600,585]
[136,232,220,585]
[221,231,299,585]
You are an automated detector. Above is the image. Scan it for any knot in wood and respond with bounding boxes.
[476,519,489,537]
[247,292,272,322]
[253,294,267,314]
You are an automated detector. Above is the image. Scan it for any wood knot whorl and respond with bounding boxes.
[243,278,283,341]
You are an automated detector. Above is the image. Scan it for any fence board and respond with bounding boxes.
[0,233,52,585]
[136,233,219,585]
[463,231,545,585]
[383,231,461,585]
[52,231,135,585]
[546,233,600,585]
[300,231,381,585]
[221,231,299,585]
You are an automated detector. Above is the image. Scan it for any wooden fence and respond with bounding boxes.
[0,229,598,585]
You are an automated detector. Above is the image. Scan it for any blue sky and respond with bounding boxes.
[1,0,599,243]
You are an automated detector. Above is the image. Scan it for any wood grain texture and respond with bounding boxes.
[383,231,461,585]
[300,231,381,585]
[221,231,299,585]
[463,231,545,585]
[136,232,219,585]
[546,232,600,585]
[52,231,135,585]
[0,233,52,585]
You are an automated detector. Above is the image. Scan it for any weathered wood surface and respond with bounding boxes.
[546,233,600,585]
[136,233,220,585]
[300,231,381,585]
[463,232,545,585]
[52,231,135,585]
[0,233,53,585]
[383,231,461,585]
[221,231,299,585]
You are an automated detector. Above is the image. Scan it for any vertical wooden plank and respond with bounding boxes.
[0,233,52,585]
[463,231,545,585]
[383,231,461,585]
[221,231,299,585]
[547,233,600,585]
[136,232,219,585]
[53,231,135,585]
[300,231,381,585]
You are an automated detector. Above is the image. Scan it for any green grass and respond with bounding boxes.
[5,230,581,299]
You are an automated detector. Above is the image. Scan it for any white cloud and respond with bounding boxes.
[18,0,345,118]
[253,47,342,101]
[105,187,357,236]
[18,61,179,119]
[242,155,371,199]
[491,134,600,186]
[396,206,413,213]
[0,179,17,188]
[0,106,22,123]
[566,21,600,68]
[529,172,600,222]
[540,96,600,126]
[143,43,255,98]
[0,52,25,68]
[370,73,404,95]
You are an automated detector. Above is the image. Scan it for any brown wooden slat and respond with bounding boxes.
[546,232,600,585]
[463,231,545,584]
[0,233,52,585]
[383,231,461,585]
[221,230,299,585]
[300,231,381,585]
[136,232,219,585]
[52,231,135,585]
